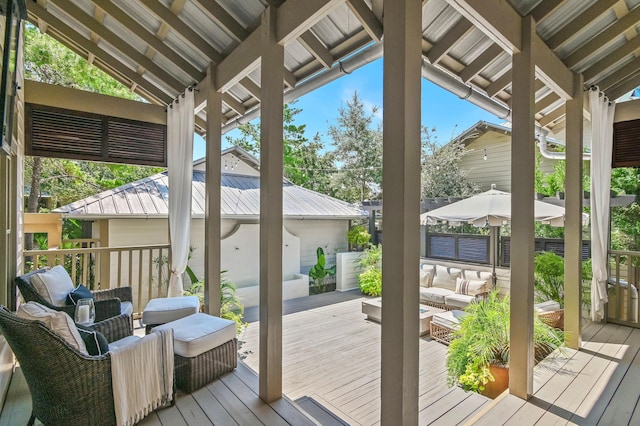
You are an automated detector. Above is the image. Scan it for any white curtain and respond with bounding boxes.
[589,89,615,321]
[167,89,194,298]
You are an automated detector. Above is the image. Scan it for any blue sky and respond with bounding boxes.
[193,58,499,159]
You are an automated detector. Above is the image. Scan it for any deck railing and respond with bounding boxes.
[22,243,171,316]
[607,250,640,327]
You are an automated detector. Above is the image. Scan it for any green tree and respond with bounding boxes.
[610,167,640,250]
[421,126,479,198]
[327,91,382,203]
[225,102,333,193]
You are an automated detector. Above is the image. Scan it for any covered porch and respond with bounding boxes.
[1,0,640,424]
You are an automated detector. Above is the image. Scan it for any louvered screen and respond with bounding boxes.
[458,236,489,263]
[26,103,166,166]
[429,235,456,259]
[501,237,591,266]
[613,120,640,168]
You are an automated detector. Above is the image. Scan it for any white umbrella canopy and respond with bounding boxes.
[420,184,589,227]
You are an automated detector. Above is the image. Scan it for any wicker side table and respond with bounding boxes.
[429,310,466,345]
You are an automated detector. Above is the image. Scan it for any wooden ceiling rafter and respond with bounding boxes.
[27,2,173,105]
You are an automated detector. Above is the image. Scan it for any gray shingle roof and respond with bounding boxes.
[54,171,366,219]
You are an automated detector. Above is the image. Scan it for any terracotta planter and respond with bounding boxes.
[481,365,509,399]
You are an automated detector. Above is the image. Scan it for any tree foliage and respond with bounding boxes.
[610,167,640,250]
[23,25,161,212]
[327,92,382,203]
[225,102,333,193]
[420,126,479,198]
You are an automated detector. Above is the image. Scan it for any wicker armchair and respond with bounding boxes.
[0,307,170,426]
[15,268,133,330]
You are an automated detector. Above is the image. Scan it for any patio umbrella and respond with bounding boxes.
[420,184,589,283]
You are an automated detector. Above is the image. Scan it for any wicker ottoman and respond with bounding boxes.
[430,310,466,345]
[153,313,237,393]
[142,296,200,333]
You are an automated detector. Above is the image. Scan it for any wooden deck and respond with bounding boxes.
[241,290,490,425]
[470,321,640,425]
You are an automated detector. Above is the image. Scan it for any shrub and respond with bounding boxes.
[358,268,382,296]
[347,225,371,251]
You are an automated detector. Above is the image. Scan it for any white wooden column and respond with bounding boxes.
[380,0,422,423]
[564,74,584,349]
[204,64,222,315]
[509,14,536,399]
[259,5,284,403]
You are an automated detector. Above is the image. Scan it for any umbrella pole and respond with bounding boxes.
[490,226,499,287]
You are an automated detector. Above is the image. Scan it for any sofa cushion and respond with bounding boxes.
[463,269,493,283]
[419,287,455,305]
[534,300,562,312]
[17,302,87,353]
[455,277,489,296]
[66,284,94,306]
[31,265,75,307]
[419,266,434,288]
[432,266,462,291]
[445,293,477,309]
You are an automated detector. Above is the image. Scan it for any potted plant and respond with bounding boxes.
[347,225,371,251]
[308,247,337,294]
[446,292,564,398]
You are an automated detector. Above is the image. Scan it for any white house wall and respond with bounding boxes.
[283,219,349,275]
[461,132,557,192]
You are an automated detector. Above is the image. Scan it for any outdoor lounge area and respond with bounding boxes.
[4,0,640,424]
[2,291,640,425]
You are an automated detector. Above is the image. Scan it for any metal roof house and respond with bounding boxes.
[52,146,365,306]
[2,0,640,424]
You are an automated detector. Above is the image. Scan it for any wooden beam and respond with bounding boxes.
[530,0,566,23]
[283,69,297,89]
[606,70,640,101]
[259,5,284,404]
[193,0,249,42]
[215,0,335,92]
[381,0,422,423]
[564,73,583,350]
[582,35,640,83]
[346,0,383,42]
[298,31,334,68]
[510,14,536,400]
[139,0,224,63]
[485,70,511,97]
[222,93,247,116]
[446,0,573,99]
[92,0,203,81]
[564,6,640,69]
[50,0,187,92]
[204,64,222,317]
[426,19,473,64]
[596,56,640,92]
[460,44,503,82]
[24,80,166,124]
[539,105,565,127]
[547,0,618,50]
[27,3,173,104]
[535,92,560,114]
[240,77,261,100]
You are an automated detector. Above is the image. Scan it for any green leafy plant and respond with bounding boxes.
[358,268,382,296]
[347,225,371,251]
[308,247,337,292]
[183,271,247,334]
[446,292,564,394]
[359,243,382,270]
[534,251,566,306]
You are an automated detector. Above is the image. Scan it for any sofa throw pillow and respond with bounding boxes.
[419,269,434,288]
[67,284,94,306]
[17,302,87,354]
[77,328,109,356]
[31,265,75,307]
[455,277,488,296]
[432,266,462,291]
[463,270,493,283]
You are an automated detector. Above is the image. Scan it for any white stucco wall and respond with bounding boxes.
[283,219,349,275]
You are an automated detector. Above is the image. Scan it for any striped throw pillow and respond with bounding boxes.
[455,277,488,296]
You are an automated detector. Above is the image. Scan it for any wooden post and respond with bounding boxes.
[99,220,111,288]
[259,5,284,403]
[205,64,223,316]
[509,15,536,399]
[381,0,422,424]
[564,74,584,349]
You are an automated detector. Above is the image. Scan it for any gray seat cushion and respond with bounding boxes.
[444,293,476,309]
[142,296,199,325]
[154,313,236,358]
[419,287,454,305]
[432,310,466,329]
[120,301,133,317]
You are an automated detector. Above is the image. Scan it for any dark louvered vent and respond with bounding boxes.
[26,103,166,166]
[458,236,489,263]
[613,120,640,168]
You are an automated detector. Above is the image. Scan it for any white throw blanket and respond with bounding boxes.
[110,328,174,426]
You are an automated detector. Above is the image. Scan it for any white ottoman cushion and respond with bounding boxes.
[432,310,466,329]
[154,313,236,358]
[142,296,199,325]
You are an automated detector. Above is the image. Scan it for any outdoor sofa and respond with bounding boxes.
[419,263,491,310]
